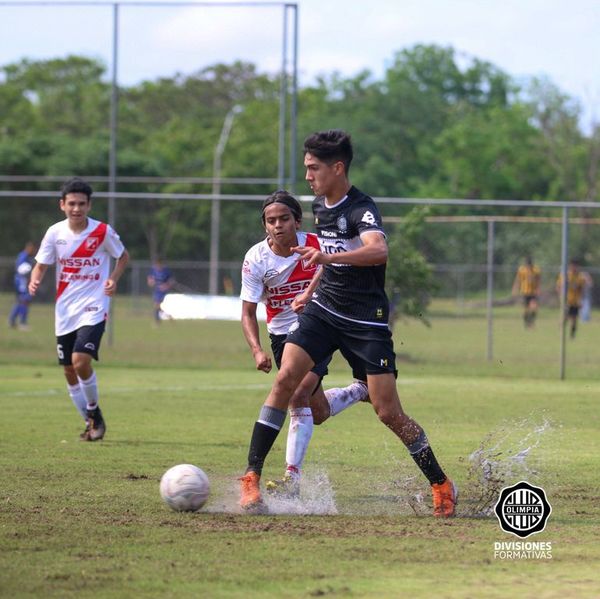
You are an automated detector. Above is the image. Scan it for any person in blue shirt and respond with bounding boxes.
[9,242,36,330]
[147,258,175,323]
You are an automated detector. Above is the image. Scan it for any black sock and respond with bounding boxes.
[410,446,447,485]
[247,422,281,476]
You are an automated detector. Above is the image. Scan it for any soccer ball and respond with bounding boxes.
[159,464,210,512]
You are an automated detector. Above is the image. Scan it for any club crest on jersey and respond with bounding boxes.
[86,237,100,251]
[301,259,317,271]
[361,211,376,225]
[336,215,348,233]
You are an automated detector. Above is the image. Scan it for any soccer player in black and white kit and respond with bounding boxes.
[240,191,368,496]
[240,130,457,517]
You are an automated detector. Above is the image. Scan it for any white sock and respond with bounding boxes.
[67,383,88,420]
[78,372,99,410]
[325,380,368,417]
[285,408,313,477]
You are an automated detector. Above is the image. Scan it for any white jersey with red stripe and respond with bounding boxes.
[240,231,320,335]
[35,217,125,335]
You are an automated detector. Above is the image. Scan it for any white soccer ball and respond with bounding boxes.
[17,262,32,276]
[159,464,210,512]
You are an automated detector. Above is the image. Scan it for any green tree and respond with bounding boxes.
[386,207,437,327]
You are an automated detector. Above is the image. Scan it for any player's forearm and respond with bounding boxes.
[325,241,388,267]
[241,312,263,354]
[109,249,130,283]
[28,263,48,295]
[304,266,323,296]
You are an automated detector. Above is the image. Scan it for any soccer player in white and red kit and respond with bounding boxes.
[240,190,368,497]
[29,178,129,441]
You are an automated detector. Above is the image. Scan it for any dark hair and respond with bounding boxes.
[303,129,353,174]
[60,177,93,200]
[261,190,303,225]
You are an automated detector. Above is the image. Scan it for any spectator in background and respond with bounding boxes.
[512,256,541,329]
[8,241,36,331]
[580,269,593,322]
[222,274,234,296]
[147,258,175,324]
[556,259,587,338]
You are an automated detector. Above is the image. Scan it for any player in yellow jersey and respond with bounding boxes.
[512,256,541,328]
[556,259,587,338]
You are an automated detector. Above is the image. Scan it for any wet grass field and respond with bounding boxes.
[1,296,599,597]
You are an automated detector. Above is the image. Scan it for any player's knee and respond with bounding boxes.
[72,354,92,377]
[272,372,300,401]
[63,364,76,377]
[63,365,78,385]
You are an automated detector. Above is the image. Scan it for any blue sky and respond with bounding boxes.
[1,0,598,128]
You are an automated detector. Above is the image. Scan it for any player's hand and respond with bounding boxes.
[253,349,272,373]
[291,291,311,314]
[104,278,117,296]
[28,279,40,296]
[291,245,330,267]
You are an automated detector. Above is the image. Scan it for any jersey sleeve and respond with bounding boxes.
[349,199,385,237]
[104,225,126,259]
[35,227,56,265]
[240,251,265,304]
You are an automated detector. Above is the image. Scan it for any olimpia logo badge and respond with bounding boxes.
[494,481,551,538]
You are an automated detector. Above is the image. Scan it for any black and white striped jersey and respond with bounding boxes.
[311,186,389,326]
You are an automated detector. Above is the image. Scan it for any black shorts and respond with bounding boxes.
[56,321,106,365]
[523,295,538,307]
[287,303,396,378]
[567,306,579,318]
[269,333,331,379]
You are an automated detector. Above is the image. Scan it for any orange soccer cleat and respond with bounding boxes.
[431,478,458,518]
[239,471,263,511]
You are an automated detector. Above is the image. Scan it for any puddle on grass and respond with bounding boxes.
[264,469,338,516]
[203,416,554,518]
[352,415,555,518]
[204,468,338,516]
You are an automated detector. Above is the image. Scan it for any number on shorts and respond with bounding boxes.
[57,344,64,360]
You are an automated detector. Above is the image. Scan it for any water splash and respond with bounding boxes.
[205,417,553,517]
[265,468,338,515]
[462,416,553,517]
[365,416,554,517]
[206,468,337,515]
